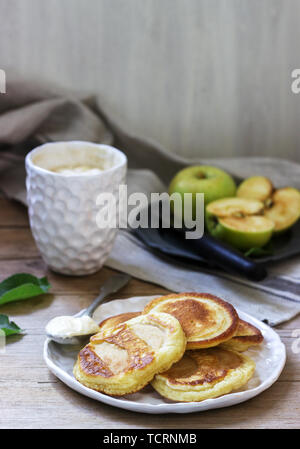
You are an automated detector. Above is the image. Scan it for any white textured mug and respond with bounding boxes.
[25,141,127,275]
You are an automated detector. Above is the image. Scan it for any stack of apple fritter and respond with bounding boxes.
[74,293,262,402]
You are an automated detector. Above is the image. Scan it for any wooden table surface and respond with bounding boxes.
[1,197,299,429]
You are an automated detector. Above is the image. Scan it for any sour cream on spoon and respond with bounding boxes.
[45,273,131,345]
[46,315,100,339]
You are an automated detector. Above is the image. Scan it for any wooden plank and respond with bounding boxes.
[0,259,170,296]
[0,228,39,259]
[0,380,299,429]
[0,198,29,227]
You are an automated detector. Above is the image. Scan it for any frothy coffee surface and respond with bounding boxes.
[52,165,103,175]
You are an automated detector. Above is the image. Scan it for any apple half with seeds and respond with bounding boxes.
[206,197,274,251]
[264,187,300,233]
[237,176,274,203]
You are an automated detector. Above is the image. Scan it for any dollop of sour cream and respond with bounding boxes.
[46,315,100,339]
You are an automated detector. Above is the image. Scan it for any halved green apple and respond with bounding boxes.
[206,197,274,251]
[206,197,264,218]
[216,216,274,251]
[264,187,300,232]
[237,176,274,202]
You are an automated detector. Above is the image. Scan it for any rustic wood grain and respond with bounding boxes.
[0,197,299,429]
[1,0,300,162]
[0,199,28,227]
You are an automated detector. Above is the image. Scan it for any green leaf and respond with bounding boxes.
[0,273,51,306]
[0,314,23,336]
[244,245,274,258]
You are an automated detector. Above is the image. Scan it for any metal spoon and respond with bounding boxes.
[46,273,131,345]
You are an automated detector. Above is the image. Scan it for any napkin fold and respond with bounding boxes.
[1,78,299,325]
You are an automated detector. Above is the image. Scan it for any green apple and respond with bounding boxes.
[206,197,274,251]
[168,166,236,219]
[237,176,274,203]
[264,187,300,233]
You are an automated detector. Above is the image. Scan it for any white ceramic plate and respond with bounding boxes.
[44,295,286,414]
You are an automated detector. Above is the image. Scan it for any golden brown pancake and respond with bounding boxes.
[73,312,186,396]
[99,312,141,333]
[151,347,255,402]
[221,319,264,352]
[143,293,239,349]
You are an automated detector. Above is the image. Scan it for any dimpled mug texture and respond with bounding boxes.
[25,142,127,275]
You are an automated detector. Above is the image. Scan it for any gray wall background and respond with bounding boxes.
[1,0,300,162]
